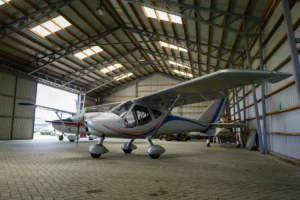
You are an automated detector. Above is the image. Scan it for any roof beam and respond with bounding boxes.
[27,26,119,75]
[0,57,86,93]
[122,0,261,35]
[0,0,76,41]
[121,25,243,66]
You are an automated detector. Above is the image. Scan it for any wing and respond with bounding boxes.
[210,123,248,128]
[133,69,291,107]
[85,102,122,112]
[18,103,76,115]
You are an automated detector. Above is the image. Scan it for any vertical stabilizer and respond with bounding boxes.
[196,98,226,124]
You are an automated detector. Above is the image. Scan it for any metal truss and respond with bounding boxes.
[62,48,138,86]
[122,0,261,35]
[138,47,224,74]
[0,57,86,93]
[28,26,120,75]
[0,0,76,41]
[122,26,243,66]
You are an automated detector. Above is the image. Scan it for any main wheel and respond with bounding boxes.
[69,140,75,142]
[59,135,63,141]
[90,153,101,158]
[149,154,160,159]
[123,149,132,154]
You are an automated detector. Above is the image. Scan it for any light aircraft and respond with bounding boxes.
[19,102,120,142]
[21,69,291,159]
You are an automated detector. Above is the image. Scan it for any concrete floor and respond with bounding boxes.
[0,137,300,200]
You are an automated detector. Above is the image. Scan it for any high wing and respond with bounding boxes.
[18,103,76,115]
[85,102,122,112]
[133,69,291,107]
[210,123,248,128]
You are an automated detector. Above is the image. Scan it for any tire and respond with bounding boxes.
[149,154,160,159]
[69,140,75,142]
[165,136,172,141]
[90,153,101,158]
[123,149,132,154]
[207,143,210,147]
[59,135,63,141]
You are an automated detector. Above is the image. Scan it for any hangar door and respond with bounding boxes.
[0,71,37,140]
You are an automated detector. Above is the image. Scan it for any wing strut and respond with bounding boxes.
[55,112,68,131]
[150,94,181,138]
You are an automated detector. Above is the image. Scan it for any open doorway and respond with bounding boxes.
[34,84,77,140]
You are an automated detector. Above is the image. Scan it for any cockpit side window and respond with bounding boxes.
[124,105,152,128]
[151,109,162,119]
[111,101,133,117]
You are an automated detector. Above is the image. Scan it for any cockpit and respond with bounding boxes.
[111,100,162,128]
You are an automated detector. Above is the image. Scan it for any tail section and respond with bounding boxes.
[197,98,226,124]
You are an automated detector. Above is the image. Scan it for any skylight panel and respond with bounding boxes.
[170,14,182,24]
[0,0,10,5]
[169,61,190,69]
[31,26,51,36]
[52,16,71,28]
[91,46,103,53]
[142,6,182,24]
[100,68,110,73]
[74,52,87,60]
[74,46,103,60]
[107,66,116,71]
[143,7,157,19]
[173,69,193,78]
[43,21,61,32]
[157,10,169,21]
[31,16,71,37]
[159,41,188,52]
[100,64,123,74]
[114,72,133,81]
[83,49,94,56]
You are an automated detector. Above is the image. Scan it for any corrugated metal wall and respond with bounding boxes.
[231,2,300,159]
[103,73,210,121]
[0,72,37,140]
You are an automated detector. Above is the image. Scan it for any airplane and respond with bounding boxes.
[19,102,120,142]
[21,69,291,159]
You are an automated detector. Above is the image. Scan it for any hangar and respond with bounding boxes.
[0,0,299,199]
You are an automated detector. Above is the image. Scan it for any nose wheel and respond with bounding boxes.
[121,139,137,154]
[90,153,101,158]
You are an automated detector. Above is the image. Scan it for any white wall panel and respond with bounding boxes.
[269,135,300,160]
[0,96,13,116]
[16,77,36,100]
[0,72,15,96]
[12,118,33,140]
[0,117,12,140]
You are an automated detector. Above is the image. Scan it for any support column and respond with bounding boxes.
[282,0,300,104]
[244,21,264,153]
[258,25,268,154]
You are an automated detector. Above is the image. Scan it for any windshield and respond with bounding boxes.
[111,101,133,117]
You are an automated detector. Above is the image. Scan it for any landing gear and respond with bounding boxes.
[59,135,63,141]
[206,139,210,147]
[121,139,137,154]
[147,138,165,159]
[89,135,108,158]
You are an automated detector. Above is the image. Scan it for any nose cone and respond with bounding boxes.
[84,112,119,135]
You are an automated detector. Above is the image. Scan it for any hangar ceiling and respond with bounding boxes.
[0,0,273,97]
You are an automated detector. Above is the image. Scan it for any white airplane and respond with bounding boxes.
[21,69,291,159]
[19,102,120,142]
